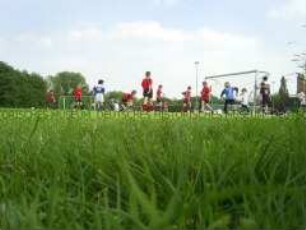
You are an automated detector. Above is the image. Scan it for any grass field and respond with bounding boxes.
[0,109,305,229]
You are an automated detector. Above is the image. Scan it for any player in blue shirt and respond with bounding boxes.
[93,79,105,111]
[220,82,239,114]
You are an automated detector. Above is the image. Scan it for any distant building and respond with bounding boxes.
[297,73,306,94]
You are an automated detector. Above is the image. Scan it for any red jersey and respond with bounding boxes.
[201,86,211,101]
[141,78,153,90]
[46,92,56,103]
[74,87,82,99]
[123,93,134,102]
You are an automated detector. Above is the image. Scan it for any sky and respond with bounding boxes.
[0,0,305,98]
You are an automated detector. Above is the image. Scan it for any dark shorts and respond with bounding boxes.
[75,97,82,102]
[225,99,235,104]
[156,97,163,103]
[143,89,153,99]
[262,94,270,106]
[183,98,191,104]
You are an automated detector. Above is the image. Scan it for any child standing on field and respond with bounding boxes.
[260,76,271,113]
[93,79,105,111]
[141,71,153,112]
[46,90,56,109]
[220,82,239,114]
[156,84,164,111]
[73,85,83,109]
[298,91,306,109]
[240,88,250,113]
[200,81,213,112]
[182,86,192,112]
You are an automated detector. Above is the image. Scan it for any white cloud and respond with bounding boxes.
[112,21,194,42]
[268,0,306,20]
[67,27,104,43]
[14,33,53,48]
[0,21,298,97]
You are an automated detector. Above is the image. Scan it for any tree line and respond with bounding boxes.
[0,62,47,108]
[0,61,91,108]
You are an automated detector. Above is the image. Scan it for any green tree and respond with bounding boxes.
[0,61,46,108]
[48,71,89,98]
[25,72,47,107]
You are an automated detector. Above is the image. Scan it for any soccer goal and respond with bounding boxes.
[205,69,270,112]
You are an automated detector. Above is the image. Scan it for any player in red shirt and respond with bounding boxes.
[182,86,192,112]
[122,90,137,111]
[200,81,213,112]
[156,84,164,111]
[73,85,83,109]
[46,90,56,109]
[141,71,153,112]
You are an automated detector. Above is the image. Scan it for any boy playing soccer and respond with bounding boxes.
[260,76,271,113]
[122,90,137,111]
[297,91,306,109]
[141,71,153,112]
[46,90,56,109]
[73,85,83,109]
[93,79,105,111]
[156,84,164,111]
[220,82,239,114]
[240,88,250,113]
[182,86,192,112]
[200,81,213,112]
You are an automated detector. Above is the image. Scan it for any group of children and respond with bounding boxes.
[88,71,167,112]
[97,70,253,113]
[46,72,305,113]
[218,76,272,114]
[199,77,270,114]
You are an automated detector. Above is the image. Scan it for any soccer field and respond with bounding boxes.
[0,109,305,229]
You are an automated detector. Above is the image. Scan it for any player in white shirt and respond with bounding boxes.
[240,88,250,113]
[297,91,306,108]
[93,79,105,111]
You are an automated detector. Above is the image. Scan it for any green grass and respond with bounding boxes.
[0,110,305,229]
